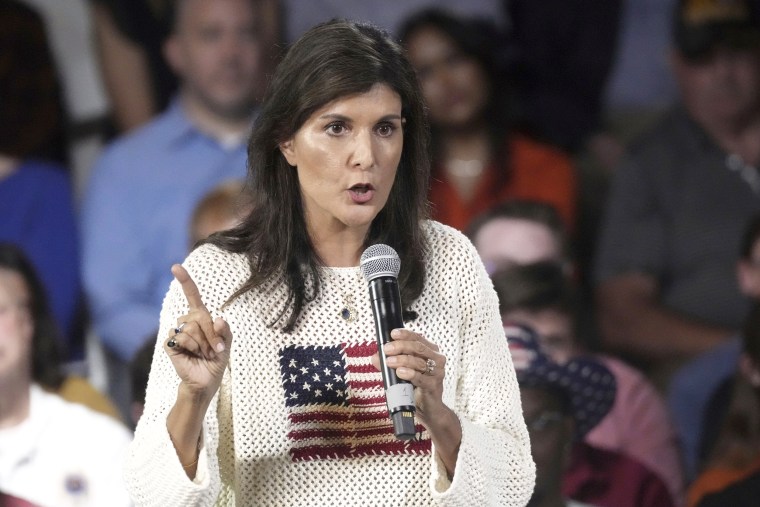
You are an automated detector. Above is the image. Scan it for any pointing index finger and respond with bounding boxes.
[172,264,207,311]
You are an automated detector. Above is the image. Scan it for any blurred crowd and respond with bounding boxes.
[2,0,760,505]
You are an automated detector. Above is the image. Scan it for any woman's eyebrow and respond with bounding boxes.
[317,113,403,122]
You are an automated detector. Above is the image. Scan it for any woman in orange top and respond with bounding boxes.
[399,8,576,232]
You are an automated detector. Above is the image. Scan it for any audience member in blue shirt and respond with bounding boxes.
[83,100,250,361]
[81,0,266,414]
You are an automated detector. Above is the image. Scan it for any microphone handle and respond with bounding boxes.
[368,276,417,440]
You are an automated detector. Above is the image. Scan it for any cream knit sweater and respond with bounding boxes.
[124,221,534,506]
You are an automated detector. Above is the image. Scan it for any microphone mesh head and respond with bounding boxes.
[360,244,400,281]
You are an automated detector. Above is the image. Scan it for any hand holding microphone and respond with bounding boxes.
[360,244,447,440]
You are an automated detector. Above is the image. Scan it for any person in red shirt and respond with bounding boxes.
[506,324,676,507]
[399,8,576,232]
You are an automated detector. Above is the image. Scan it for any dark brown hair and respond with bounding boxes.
[0,243,64,389]
[491,261,576,317]
[398,8,512,190]
[207,20,431,332]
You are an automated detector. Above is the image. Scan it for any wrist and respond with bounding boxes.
[420,400,454,427]
[425,406,462,478]
[167,386,209,463]
[424,405,461,445]
[177,381,214,408]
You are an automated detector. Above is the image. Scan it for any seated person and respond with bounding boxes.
[506,324,675,507]
[399,9,577,232]
[467,198,571,275]
[0,243,132,506]
[668,211,760,479]
[494,261,684,504]
[81,0,264,417]
[593,0,760,394]
[687,301,760,506]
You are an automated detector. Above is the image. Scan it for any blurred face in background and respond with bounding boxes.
[166,0,263,120]
[404,25,489,129]
[673,46,760,129]
[0,268,32,382]
[502,308,577,364]
[473,218,563,274]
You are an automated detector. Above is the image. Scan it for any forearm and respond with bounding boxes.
[424,405,462,478]
[167,384,213,478]
[91,3,156,131]
[597,277,734,360]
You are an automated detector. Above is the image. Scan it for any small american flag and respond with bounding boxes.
[278,341,430,461]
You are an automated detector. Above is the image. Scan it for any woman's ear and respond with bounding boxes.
[279,139,296,167]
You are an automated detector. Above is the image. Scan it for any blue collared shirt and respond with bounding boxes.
[81,100,249,361]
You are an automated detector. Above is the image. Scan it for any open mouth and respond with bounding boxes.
[348,183,375,203]
[350,183,373,194]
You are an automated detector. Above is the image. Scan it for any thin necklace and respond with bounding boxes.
[340,293,358,322]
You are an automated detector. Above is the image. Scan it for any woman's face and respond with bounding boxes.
[0,268,33,379]
[279,83,404,238]
[405,25,489,129]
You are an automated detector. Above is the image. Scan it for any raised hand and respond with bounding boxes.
[164,263,233,399]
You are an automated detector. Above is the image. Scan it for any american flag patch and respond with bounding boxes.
[278,342,431,461]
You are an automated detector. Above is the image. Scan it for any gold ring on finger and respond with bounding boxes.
[423,358,436,375]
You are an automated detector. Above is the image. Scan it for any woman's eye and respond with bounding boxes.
[327,123,346,135]
[376,124,396,137]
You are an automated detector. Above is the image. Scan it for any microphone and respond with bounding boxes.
[360,244,416,440]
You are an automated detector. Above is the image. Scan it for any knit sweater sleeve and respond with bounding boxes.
[124,246,228,506]
[425,223,536,506]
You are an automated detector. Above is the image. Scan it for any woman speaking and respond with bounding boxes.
[124,19,534,506]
